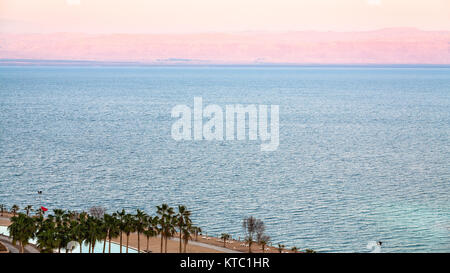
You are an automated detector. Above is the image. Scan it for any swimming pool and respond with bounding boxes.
[0,225,138,253]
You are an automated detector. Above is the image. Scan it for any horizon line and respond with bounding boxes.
[1,59,450,68]
[1,27,450,35]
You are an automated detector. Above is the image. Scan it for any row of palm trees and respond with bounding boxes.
[5,204,201,253]
[3,204,314,253]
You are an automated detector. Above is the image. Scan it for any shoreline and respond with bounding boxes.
[0,213,291,253]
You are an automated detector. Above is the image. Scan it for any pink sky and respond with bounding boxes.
[1,0,449,33]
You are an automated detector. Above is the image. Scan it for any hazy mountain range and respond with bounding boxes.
[1,28,449,65]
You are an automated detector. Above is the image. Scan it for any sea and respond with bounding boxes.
[0,65,449,252]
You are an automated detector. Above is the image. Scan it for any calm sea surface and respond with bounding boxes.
[0,66,449,252]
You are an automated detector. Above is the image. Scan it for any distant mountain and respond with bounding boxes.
[1,29,449,64]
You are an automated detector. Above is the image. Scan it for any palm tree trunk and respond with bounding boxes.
[146,236,149,252]
[164,236,168,253]
[79,241,82,253]
[179,226,182,253]
[108,237,111,253]
[119,231,123,253]
[160,234,164,253]
[126,235,129,253]
[137,232,140,253]
[103,233,107,253]
[88,241,91,253]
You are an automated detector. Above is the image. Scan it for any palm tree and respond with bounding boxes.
[93,218,105,253]
[277,243,285,253]
[134,209,147,253]
[0,204,5,216]
[220,233,231,247]
[102,214,113,253]
[97,218,108,254]
[85,216,103,253]
[70,218,86,253]
[244,237,254,253]
[176,205,191,253]
[182,224,194,253]
[259,235,270,253]
[36,217,58,253]
[156,204,168,253]
[143,216,158,253]
[123,214,136,253]
[291,246,298,253]
[8,213,36,253]
[85,216,94,253]
[53,209,66,253]
[156,204,174,253]
[11,204,19,216]
[165,215,176,253]
[57,215,72,253]
[34,214,44,232]
[53,209,65,223]
[24,205,33,216]
[114,209,126,253]
[100,213,112,253]
[104,214,120,253]
[193,227,202,241]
